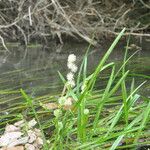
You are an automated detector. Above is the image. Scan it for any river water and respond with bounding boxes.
[0,39,149,113]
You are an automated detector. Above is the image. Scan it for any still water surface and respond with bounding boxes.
[0,40,149,101]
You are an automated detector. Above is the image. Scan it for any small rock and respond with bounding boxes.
[33,142,40,150]
[34,129,42,137]
[27,131,36,143]
[2,146,24,150]
[36,137,43,148]
[8,137,28,147]
[5,125,20,133]
[14,120,24,127]
[25,144,35,150]
[0,132,22,147]
[0,135,10,147]
[28,119,37,128]
[0,146,6,150]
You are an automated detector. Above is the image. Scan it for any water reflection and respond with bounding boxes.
[0,41,149,97]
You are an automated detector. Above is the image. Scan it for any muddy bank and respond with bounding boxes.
[0,0,150,48]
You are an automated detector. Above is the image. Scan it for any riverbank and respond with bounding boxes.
[0,0,150,49]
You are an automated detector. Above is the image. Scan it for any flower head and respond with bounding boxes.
[54,109,62,117]
[68,80,75,87]
[64,97,72,106]
[67,62,78,73]
[67,62,73,69]
[58,122,63,130]
[66,54,78,88]
[68,54,76,63]
[67,72,74,81]
[71,64,78,73]
[58,96,66,105]
[84,109,89,115]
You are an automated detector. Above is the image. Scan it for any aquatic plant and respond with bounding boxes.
[47,28,149,149]
[0,28,150,150]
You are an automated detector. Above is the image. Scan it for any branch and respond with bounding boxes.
[0,35,10,52]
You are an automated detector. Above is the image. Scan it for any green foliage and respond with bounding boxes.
[0,28,149,149]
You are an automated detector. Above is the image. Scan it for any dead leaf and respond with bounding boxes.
[63,97,74,110]
[42,103,58,110]
[63,105,73,110]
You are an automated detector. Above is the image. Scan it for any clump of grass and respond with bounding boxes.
[2,28,149,149]
[56,28,149,149]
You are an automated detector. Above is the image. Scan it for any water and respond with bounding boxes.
[0,39,149,113]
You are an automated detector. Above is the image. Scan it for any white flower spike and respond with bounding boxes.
[67,72,74,81]
[71,64,78,73]
[84,109,89,115]
[66,53,78,88]
[68,80,75,87]
[68,54,76,63]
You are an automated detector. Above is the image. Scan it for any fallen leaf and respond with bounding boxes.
[63,97,74,110]
[43,103,58,110]
[63,105,73,110]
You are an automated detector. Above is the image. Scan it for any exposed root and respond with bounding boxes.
[0,35,10,52]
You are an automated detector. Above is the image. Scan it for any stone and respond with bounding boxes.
[0,132,22,147]
[9,146,24,150]
[0,146,24,150]
[5,125,20,133]
[28,119,37,129]
[27,131,36,143]
[36,137,43,148]
[34,129,42,137]
[14,120,24,127]
[8,137,28,147]
[25,144,35,150]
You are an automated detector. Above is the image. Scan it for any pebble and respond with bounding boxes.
[0,119,43,150]
[25,144,35,150]
[36,137,43,148]
[28,119,37,128]
[5,125,20,133]
[14,120,24,127]
[34,129,42,137]
[0,132,22,147]
[0,146,24,150]
[8,137,28,147]
[27,131,36,143]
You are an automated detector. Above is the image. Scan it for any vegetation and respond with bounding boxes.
[0,29,149,149]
